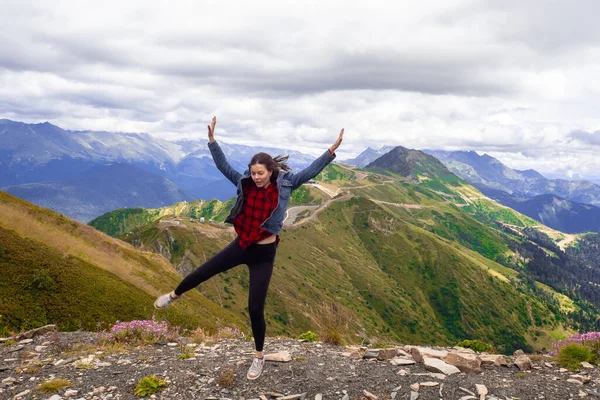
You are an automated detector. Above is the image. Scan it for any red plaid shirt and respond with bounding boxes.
[234,180,280,249]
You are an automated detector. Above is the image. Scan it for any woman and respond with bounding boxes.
[154,116,344,380]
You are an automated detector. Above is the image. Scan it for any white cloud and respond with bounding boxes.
[1,0,600,178]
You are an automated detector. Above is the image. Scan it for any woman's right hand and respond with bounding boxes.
[208,116,216,143]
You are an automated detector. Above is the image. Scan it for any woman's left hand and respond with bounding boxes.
[329,128,344,154]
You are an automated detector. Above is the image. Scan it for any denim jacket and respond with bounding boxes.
[208,140,336,235]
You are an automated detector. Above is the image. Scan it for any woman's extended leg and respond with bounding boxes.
[154,239,246,309]
[175,239,247,295]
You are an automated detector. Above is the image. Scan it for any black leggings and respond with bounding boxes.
[174,239,277,352]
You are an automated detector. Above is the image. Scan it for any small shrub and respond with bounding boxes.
[215,368,235,387]
[37,378,71,393]
[134,374,168,397]
[99,316,179,345]
[317,302,352,346]
[557,343,594,371]
[16,366,40,374]
[516,372,527,378]
[298,331,318,342]
[178,344,193,360]
[456,339,493,353]
[189,327,208,344]
[552,332,600,365]
[322,329,342,346]
[217,326,242,339]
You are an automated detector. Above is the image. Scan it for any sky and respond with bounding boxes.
[2,0,600,181]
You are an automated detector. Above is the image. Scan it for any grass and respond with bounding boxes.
[37,378,71,393]
[556,343,594,371]
[0,160,572,354]
[134,375,168,397]
[215,368,235,387]
[178,344,194,360]
[0,191,246,335]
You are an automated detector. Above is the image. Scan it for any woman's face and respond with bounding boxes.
[250,163,272,188]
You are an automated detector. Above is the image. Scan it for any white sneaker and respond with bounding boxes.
[154,293,178,309]
[247,357,265,380]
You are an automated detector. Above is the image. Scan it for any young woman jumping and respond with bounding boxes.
[154,116,344,380]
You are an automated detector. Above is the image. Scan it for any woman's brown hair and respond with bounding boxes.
[249,152,290,181]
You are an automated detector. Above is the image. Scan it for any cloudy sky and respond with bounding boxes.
[2,0,600,181]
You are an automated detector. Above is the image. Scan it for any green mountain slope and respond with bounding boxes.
[92,159,581,352]
[0,191,245,336]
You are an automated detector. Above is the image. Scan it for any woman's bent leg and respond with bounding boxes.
[174,240,246,296]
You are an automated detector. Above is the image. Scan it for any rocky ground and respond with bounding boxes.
[1,326,599,400]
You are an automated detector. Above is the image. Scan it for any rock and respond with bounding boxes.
[459,397,477,400]
[18,339,33,344]
[513,349,525,357]
[421,382,439,387]
[2,377,16,385]
[377,349,398,360]
[423,357,461,375]
[363,390,377,400]
[14,390,31,398]
[459,387,477,396]
[47,395,62,400]
[443,353,482,373]
[390,357,416,366]
[581,362,595,369]
[17,325,57,340]
[414,372,446,380]
[568,379,584,385]
[315,394,322,400]
[545,362,553,368]
[265,351,292,362]
[409,347,448,363]
[363,350,379,360]
[64,389,78,397]
[514,355,532,371]
[475,384,488,399]
[35,345,48,352]
[571,374,592,384]
[276,394,306,400]
[410,391,419,400]
[397,369,409,376]
[410,383,420,391]
[560,368,569,373]
[6,345,24,353]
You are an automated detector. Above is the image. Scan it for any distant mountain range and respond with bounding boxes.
[4,118,600,232]
[0,119,316,221]
[3,163,194,222]
[425,150,600,207]
[343,146,600,233]
[423,150,600,233]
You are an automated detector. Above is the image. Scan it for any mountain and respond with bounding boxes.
[424,150,600,232]
[342,146,397,167]
[3,163,194,222]
[482,189,600,234]
[0,190,245,336]
[91,161,600,353]
[0,119,319,219]
[425,150,600,207]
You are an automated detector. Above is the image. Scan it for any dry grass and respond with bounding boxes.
[215,368,235,387]
[0,195,178,296]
